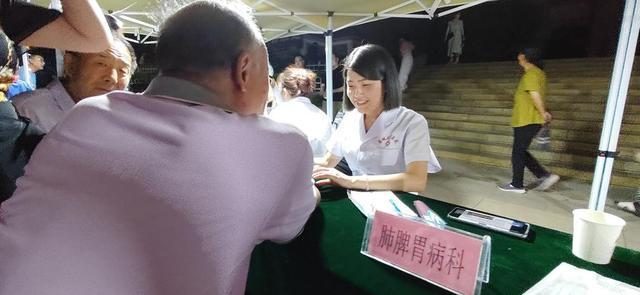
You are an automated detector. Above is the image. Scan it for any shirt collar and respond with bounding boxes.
[290,96,311,104]
[143,76,222,108]
[379,107,402,128]
[49,79,75,109]
[359,106,402,141]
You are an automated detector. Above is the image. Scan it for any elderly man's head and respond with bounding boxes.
[156,0,268,115]
[63,35,136,102]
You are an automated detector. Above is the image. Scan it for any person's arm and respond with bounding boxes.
[314,112,431,192]
[529,90,552,122]
[260,137,318,244]
[316,116,346,167]
[312,153,342,186]
[21,0,112,53]
[444,23,450,42]
[312,186,321,205]
[314,152,341,168]
[312,161,428,192]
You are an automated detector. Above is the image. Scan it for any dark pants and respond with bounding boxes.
[511,124,548,188]
[335,158,352,176]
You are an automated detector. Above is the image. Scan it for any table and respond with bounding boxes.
[246,189,640,294]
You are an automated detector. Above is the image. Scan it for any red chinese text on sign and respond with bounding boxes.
[367,211,483,295]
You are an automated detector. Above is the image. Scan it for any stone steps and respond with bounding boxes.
[407,86,640,96]
[403,92,640,107]
[426,115,640,136]
[407,98,640,113]
[405,57,640,188]
[435,148,639,187]
[429,135,640,174]
[419,107,640,124]
[422,111,640,144]
[412,72,621,80]
[412,68,638,77]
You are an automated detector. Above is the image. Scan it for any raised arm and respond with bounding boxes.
[21,0,112,53]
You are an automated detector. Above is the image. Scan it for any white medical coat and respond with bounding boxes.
[328,106,441,176]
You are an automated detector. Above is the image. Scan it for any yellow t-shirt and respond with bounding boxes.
[511,66,546,127]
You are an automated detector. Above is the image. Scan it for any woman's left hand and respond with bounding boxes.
[312,167,352,188]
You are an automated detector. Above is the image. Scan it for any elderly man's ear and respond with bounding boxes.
[232,51,251,93]
[63,52,79,78]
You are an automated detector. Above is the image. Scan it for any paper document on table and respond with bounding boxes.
[348,190,418,218]
[524,262,640,295]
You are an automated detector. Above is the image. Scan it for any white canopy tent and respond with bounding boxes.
[37,0,490,119]
[589,0,640,211]
[36,0,486,41]
[33,0,639,213]
[241,0,494,119]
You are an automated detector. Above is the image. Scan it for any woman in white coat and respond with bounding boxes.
[398,38,414,91]
[445,13,464,64]
[268,67,333,157]
[313,44,440,192]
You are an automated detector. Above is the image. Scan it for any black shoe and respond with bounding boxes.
[498,183,525,194]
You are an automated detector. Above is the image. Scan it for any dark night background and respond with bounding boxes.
[266,0,626,71]
[33,0,629,88]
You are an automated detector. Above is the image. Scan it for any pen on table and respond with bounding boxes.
[389,199,403,215]
[413,200,446,228]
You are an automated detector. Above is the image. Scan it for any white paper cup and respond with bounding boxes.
[572,209,626,264]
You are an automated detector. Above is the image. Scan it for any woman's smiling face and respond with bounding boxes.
[346,69,384,115]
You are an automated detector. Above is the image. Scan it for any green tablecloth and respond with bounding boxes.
[247,190,640,294]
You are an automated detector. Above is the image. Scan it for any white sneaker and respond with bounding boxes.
[533,174,560,191]
[615,200,640,217]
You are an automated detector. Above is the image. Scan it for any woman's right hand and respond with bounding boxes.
[312,167,352,189]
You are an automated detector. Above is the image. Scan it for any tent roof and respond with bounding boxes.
[34,0,491,43]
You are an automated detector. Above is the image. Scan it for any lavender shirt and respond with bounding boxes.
[0,76,317,295]
[12,79,75,132]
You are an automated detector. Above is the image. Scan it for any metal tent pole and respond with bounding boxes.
[325,12,334,122]
[589,0,640,211]
[49,0,64,78]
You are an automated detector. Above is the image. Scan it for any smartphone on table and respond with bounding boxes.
[447,207,531,239]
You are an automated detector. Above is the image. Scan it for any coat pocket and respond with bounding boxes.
[380,148,400,166]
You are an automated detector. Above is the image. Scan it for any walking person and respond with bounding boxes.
[615,151,640,216]
[616,193,640,217]
[398,37,414,91]
[499,48,559,193]
[444,13,464,64]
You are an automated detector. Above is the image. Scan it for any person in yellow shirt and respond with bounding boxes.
[499,48,559,193]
